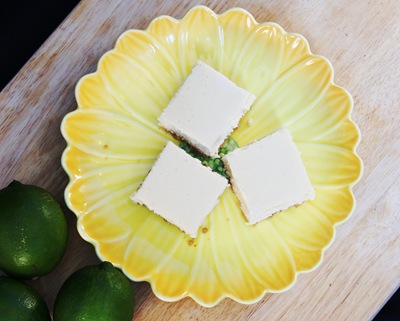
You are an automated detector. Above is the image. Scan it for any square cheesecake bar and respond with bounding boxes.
[223,129,315,224]
[131,142,228,238]
[158,61,256,157]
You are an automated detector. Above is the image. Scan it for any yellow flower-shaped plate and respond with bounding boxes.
[61,6,363,307]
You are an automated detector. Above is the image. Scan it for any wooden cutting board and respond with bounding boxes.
[1,0,399,320]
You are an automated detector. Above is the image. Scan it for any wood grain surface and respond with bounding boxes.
[1,0,399,320]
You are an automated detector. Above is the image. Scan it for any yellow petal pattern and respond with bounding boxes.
[233,56,333,145]
[176,6,224,76]
[76,73,131,117]
[61,6,362,306]
[297,142,362,188]
[62,109,172,159]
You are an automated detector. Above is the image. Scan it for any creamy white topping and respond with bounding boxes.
[158,61,256,157]
[223,129,315,224]
[131,142,228,237]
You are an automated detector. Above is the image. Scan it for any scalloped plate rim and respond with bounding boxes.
[60,5,364,307]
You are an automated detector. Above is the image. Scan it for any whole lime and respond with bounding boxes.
[53,261,135,321]
[0,181,68,278]
[0,276,51,320]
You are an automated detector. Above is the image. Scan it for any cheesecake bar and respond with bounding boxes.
[223,129,315,224]
[131,142,228,238]
[158,61,256,157]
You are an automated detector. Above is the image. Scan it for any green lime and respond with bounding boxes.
[53,261,135,321]
[0,276,51,320]
[0,180,68,278]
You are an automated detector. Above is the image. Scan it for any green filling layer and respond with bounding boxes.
[179,137,239,178]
